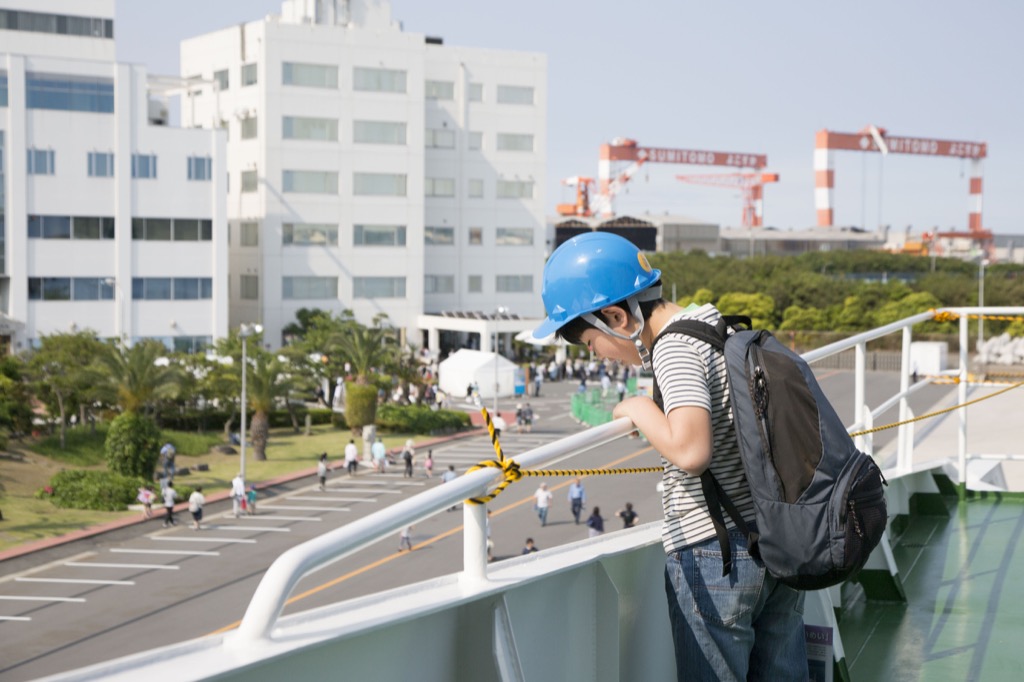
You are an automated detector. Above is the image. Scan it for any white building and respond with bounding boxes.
[180,0,546,349]
[0,0,228,354]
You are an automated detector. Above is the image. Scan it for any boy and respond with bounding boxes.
[533,232,806,681]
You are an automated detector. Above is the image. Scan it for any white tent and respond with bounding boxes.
[438,349,518,400]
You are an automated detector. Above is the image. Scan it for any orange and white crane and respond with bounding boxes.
[675,172,780,228]
[557,138,768,218]
[814,125,991,253]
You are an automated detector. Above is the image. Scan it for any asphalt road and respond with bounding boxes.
[0,369,952,680]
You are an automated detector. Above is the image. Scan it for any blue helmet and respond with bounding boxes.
[533,232,661,339]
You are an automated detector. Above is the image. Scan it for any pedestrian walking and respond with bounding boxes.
[344,438,359,476]
[533,370,542,397]
[534,231,807,680]
[317,452,329,491]
[523,403,534,433]
[424,450,434,478]
[188,486,205,530]
[586,507,605,538]
[371,437,387,473]
[402,439,415,478]
[137,485,155,519]
[398,525,413,552]
[567,478,586,524]
[161,481,179,527]
[159,442,177,479]
[230,472,245,518]
[533,483,553,526]
[616,378,627,403]
[246,484,258,515]
[616,502,639,528]
[441,465,459,511]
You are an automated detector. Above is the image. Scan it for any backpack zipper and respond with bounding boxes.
[750,344,774,466]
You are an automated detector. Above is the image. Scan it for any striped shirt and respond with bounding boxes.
[653,304,755,555]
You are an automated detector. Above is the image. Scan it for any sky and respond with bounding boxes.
[116,0,1024,235]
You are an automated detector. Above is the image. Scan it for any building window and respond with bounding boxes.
[282,62,338,88]
[27,277,114,301]
[354,224,406,246]
[72,216,115,239]
[26,73,114,113]
[132,277,212,300]
[425,275,454,294]
[496,180,534,199]
[1,72,7,107]
[283,223,338,246]
[353,120,406,145]
[283,116,338,141]
[132,218,212,241]
[425,226,454,245]
[72,278,116,301]
[468,82,483,102]
[353,276,405,299]
[88,152,114,177]
[27,149,55,175]
[283,170,338,194]
[187,156,212,181]
[241,63,258,87]
[425,177,455,198]
[239,221,259,246]
[496,227,534,246]
[28,215,70,239]
[496,275,533,293]
[283,276,338,300]
[240,274,259,300]
[353,66,406,93]
[468,227,483,245]
[468,179,484,198]
[497,133,534,152]
[131,154,157,179]
[496,85,534,105]
[353,172,406,197]
[468,274,483,293]
[425,80,454,100]
[213,69,229,91]
[240,170,258,193]
[240,117,258,140]
[468,131,483,150]
[0,10,113,38]
[171,336,212,354]
[425,128,455,149]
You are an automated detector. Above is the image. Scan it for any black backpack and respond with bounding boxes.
[651,315,887,590]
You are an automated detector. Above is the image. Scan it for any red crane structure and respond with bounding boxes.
[814,125,991,253]
[675,172,780,228]
[557,138,768,218]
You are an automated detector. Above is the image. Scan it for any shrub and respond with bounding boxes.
[47,469,147,511]
[376,404,471,434]
[330,410,348,430]
[345,383,378,430]
[105,411,162,478]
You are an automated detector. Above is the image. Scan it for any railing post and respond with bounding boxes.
[463,502,489,584]
[898,326,912,471]
[958,311,969,500]
[854,342,866,452]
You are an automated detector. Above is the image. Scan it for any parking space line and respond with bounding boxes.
[64,562,179,570]
[287,495,376,503]
[329,488,401,494]
[264,505,350,512]
[0,616,32,621]
[16,578,134,586]
[207,526,290,533]
[110,548,219,557]
[0,595,86,602]
[150,537,256,544]
[228,515,322,522]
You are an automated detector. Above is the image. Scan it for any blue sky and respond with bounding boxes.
[117,0,1024,235]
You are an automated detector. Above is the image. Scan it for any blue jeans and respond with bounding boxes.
[536,506,549,526]
[664,530,807,681]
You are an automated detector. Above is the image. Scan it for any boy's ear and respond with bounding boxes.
[599,306,629,330]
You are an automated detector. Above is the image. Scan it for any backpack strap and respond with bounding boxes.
[650,313,759,577]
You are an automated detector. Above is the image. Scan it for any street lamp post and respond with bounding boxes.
[238,323,263,485]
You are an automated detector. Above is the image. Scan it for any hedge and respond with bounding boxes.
[44,469,148,511]
[157,407,335,432]
[375,404,471,434]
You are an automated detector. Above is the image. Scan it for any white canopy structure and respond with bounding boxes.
[438,349,518,400]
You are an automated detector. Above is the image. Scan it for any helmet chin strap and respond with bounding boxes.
[581,286,662,372]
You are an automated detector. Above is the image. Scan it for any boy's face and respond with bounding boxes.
[578,305,642,364]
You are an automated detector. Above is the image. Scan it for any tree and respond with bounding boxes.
[244,349,296,461]
[105,411,161,478]
[95,340,182,414]
[28,332,107,449]
[0,356,33,440]
[716,292,777,329]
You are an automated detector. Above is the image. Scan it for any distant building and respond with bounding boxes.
[0,0,228,355]
[181,0,547,348]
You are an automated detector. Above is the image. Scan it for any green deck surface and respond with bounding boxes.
[842,497,1024,681]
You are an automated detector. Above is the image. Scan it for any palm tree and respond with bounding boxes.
[244,350,296,461]
[96,340,182,414]
[331,320,396,384]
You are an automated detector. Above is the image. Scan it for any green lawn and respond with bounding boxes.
[0,424,429,554]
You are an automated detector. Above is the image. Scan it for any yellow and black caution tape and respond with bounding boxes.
[465,378,1024,504]
[465,408,660,505]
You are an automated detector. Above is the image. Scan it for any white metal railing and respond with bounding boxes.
[235,306,1024,646]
